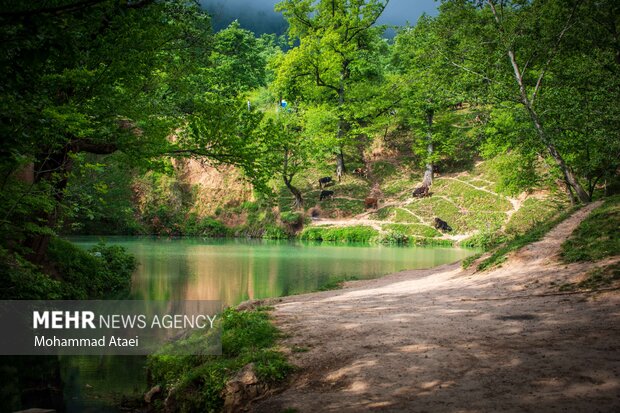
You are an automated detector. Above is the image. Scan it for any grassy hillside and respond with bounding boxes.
[270,154,570,247]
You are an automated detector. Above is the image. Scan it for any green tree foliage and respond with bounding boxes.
[273,0,389,178]
[439,0,620,203]
[391,15,483,184]
[0,1,272,267]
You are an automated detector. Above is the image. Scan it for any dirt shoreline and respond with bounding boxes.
[254,202,620,412]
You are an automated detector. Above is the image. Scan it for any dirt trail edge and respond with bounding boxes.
[254,202,620,413]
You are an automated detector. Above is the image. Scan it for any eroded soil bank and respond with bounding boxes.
[254,203,620,412]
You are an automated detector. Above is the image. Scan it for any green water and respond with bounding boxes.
[71,237,475,305]
[57,237,476,411]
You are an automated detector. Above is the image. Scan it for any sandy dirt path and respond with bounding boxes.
[253,202,620,412]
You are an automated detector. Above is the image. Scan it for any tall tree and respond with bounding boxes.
[440,0,615,203]
[274,0,389,180]
[392,15,480,186]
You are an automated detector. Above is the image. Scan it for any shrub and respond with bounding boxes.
[381,223,441,238]
[147,308,292,412]
[460,232,507,250]
[299,226,378,243]
[47,238,136,299]
[0,238,135,300]
[0,247,63,300]
[263,225,290,240]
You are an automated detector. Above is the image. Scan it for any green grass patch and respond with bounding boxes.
[369,206,395,221]
[462,252,483,269]
[432,179,512,212]
[382,177,417,197]
[561,195,620,262]
[332,181,371,198]
[405,197,461,227]
[299,225,379,243]
[392,208,421,223]
[371,161,397,180]
[405,195,505,234]
[147,307,292,412]
[382,223,440,238]
[316,198,366,218]
[505,197,567,235]
[477,209,575,271]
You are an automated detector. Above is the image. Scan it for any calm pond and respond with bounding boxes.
[71,236,476,304]
[58,237,476,412]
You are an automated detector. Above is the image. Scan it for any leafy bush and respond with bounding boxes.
[147,308,292,412]
[0,238,135,300]
[47,238,136,299]
[263,225,290,240]
[379,231,410,245]
[280,211,303,225]
[184,215,230,237]
[0,247,63,299]
[299,226,378,243]
[460,232,507,250]
[484,152,539,196]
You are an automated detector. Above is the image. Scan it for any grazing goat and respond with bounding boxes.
[364,197,378,209]
[319,190,334,201]
[434,217,453,232]
[319,176,332,189]
[412,185,430,198]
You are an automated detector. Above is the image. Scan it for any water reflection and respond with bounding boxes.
[72,237,477,306]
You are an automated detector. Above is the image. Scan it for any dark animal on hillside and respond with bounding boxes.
[319,190,334,201]
[412,185,430,198]
[434,217,452,232]
[353,167,367,178]
[319,176,332,188]
[364,197,378,209]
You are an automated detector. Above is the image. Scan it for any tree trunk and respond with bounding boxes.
[282,147,303,210]
[525,105,590,203]
[284,177,303,210]
[336,147,345,182]
[487,0,589,203]
[336,69,348,182]
[422,109,434,187]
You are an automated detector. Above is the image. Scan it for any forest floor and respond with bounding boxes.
[253,201,620,412]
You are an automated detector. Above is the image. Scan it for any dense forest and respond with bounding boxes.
[1,0,619,291]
